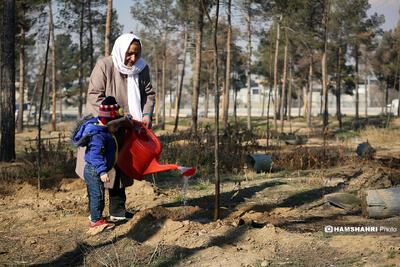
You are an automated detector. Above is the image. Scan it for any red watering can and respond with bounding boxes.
[113,118,195,180]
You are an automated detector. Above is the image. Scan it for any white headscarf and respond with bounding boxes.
[111,33,147,121]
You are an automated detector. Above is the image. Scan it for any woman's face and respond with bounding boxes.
[124,42,141,67]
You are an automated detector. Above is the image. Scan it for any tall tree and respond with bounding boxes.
[222,0,231,131]
[279,30,288,134]
[202,0,220,221]
[173,16,189,132]
[1,0,16,162]
[192,1,205,132]
[246,0,252,130]
[321,0,330,133]
[49,0,57,131]
[131,0,176,130]
[16,3,26,133]
[105,0,112,56]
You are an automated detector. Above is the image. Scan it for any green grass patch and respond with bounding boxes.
[388,250,398,259]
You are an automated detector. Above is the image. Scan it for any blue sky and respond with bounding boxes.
[115,0,400,33]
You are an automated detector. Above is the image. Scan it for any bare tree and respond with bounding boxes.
[280,31,288,134]
[17,6,25,133]
[49,0,57,131]
[1,0,16,162]
[202,0,220,221]
[222,0,231,131]
[192,1,205,132]
[105,0,112,56]
[321,0,330,134]
[246,0,252,130]
[273,13,282,131]
[173,20,189,132]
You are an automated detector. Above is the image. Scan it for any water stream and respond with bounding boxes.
[182,175,189,217]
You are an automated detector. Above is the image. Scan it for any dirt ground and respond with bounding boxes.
[1,117,400,266]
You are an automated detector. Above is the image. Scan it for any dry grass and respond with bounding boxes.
[360,126,400,146]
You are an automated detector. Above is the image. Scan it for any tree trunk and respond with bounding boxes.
[161,31,167,130]
[173,21,188,132]
[307,54,313,129]
[280,31,288,134]
[169,68,172,118]
[355,43,359,120]
[78,1,84,119]
[59,83,63,122]
[105,0,112,56]
[49,0,57,131]
[362,187,400,219]
[266,25,273,147]
[288,59,293,133]
[234,84,237,122]
[273,13,282,131]
[1,0,16,162]
[211,0,220,222]
[364,68,368,118]
[17,15,25,133]
[205,83,209,118]
[192,1,204,133]
[336,34,342,129]
[246,0,252,130]
[321,0,329,131]
[222,0,231,131]
[155,49,159,125]
[385,80,389,115]
[38,26,51,191]
[88,0,94,71]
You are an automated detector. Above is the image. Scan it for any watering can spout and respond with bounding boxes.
[116,119,195,180]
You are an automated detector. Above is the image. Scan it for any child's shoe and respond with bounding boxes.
[89,218,115,229]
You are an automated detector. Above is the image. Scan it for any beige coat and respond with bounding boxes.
[75,56,155,188]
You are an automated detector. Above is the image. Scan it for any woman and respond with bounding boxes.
[75,33,155,222]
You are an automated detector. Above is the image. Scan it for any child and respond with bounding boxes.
[71,96,124,229]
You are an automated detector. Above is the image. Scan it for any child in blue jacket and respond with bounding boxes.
[71,96,124,229]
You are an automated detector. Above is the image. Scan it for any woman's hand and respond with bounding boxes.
[142,115,152,129]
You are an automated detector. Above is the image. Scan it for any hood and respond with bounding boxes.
[70,115,107,147]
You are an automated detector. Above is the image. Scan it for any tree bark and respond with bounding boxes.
[161,31,167,130]
[105,0,112,56]
[273,13,282,131]
[246,0,252,130]
[154,48,160,125]
[336,34,343,129]
[49,0,57,131]
[192,1,204,133]
[288,59,293,133]
[280,31,288,134]
[1,0,16,162]
[202,0,220,221]
[88,0,94,71]
[222,0,231,130]
[307,54,313,129]
[59,83,63,122]
[78,1,84,119]
[266,25,273,147]
[17,13,25,133]
[173,22,188,132]
[355,43,360,120]
[321,0,329,131]
[364,68,368,118]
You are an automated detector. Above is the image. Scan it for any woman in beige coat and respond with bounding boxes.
[75,33,155,221]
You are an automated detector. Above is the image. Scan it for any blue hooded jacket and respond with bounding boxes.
[72,116,118,176]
